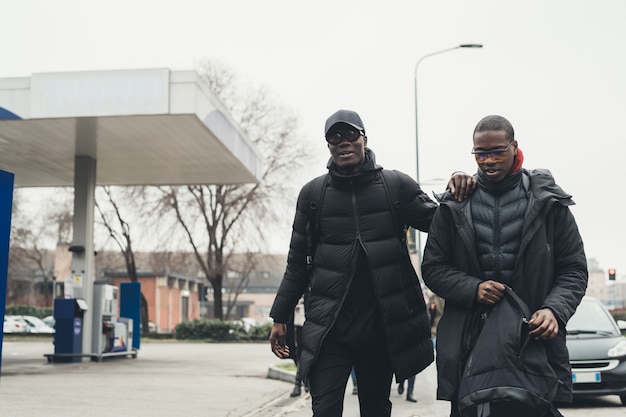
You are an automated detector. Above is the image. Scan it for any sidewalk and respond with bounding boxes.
[261,362,450,417]
[0,338,450,417]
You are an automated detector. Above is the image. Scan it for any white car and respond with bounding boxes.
[3,316,28,333]
[18,315,55,334]
[42,315,55,329]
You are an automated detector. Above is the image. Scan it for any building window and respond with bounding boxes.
[226,271,240,280]
[181,296,189,322]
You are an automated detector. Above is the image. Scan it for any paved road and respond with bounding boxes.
[1,338,623,416]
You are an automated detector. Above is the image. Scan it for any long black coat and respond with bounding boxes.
[422,168,588,403]
[270,149,437,382]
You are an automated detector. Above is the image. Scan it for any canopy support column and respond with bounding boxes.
[70,155,97,355]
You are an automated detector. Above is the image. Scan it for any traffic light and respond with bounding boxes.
[609,268,616,281]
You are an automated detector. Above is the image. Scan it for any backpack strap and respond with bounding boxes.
[380,169,407,245]
[477,402,491,417]
[306,173,329,270]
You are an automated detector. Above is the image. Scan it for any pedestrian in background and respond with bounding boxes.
[351,367,358,395]
[396,291,443,403]
[396,374,417,403]
[290,296,307,397]
[428,292,444,349]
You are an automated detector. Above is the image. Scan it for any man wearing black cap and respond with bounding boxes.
[269,109,474,416]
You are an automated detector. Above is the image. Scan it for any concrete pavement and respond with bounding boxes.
[0,337,450,417]
[2,338,623,416]
[256,363,451,417]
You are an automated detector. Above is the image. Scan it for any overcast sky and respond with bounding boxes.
[2,0,625,278]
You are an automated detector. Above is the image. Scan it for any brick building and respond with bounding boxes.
[103,272,203,333]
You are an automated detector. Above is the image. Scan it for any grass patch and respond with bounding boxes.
[275,362,297,372]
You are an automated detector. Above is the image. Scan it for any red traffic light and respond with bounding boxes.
[609,268,616,281]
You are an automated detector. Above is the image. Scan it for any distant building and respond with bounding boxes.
[51,244,286,331]
[102,271,203,333]
[12,241,626,320]
[211,253,286,323]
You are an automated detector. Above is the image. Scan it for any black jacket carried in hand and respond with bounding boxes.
[458,286,560,417]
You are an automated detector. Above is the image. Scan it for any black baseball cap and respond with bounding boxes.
[324,109,365,136]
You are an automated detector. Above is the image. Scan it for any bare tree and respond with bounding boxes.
[9,227,54,305]
[9,188,73,306]
[95,186,151,333]
[223,252,259,320]
[8,190,28,278]
[156,59,312,320]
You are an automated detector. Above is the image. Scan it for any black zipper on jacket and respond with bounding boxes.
[310,178,360,368]
[353,176,394,367]
[351,179,361,241]
[494,196,502,279]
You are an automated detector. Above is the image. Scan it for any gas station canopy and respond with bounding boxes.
[0,68,263,357]
[0,68,262,188]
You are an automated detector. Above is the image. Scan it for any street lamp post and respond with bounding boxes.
[413,43,483,270]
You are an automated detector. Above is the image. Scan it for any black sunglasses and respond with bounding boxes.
[325,129,363,145]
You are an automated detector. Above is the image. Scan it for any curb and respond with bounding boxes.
[267,365,296,383]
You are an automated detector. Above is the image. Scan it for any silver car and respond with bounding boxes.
[567,296,626,406]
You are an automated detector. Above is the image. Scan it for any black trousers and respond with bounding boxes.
[308,337,393,417]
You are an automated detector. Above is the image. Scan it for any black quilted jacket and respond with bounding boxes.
[422,168,588,403]
[270,148,438,382]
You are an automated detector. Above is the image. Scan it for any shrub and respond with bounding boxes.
[5,305,53,318]
[174,318,246,341]
[248,322,272,341]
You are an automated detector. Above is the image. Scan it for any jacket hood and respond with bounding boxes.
[525,168,574,206]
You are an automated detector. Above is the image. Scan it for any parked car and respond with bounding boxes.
[566,296,626,405]
[19,315,55,334]
[42,315,55,329]
[3,315,29,333]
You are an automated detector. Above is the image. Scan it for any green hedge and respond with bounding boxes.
[4,305,53,318]
[248,322,272,341]
[174,318,271,341]
[174,319,244,341]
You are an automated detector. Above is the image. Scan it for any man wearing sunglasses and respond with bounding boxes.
[422,115,588,417]
[269,109,475,416]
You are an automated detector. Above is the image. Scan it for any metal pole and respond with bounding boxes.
[413,44,483,273]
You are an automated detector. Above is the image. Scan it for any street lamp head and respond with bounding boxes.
[459,44,483,48]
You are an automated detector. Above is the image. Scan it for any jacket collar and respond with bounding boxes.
[476,168,523,195]
[327,148,382,185]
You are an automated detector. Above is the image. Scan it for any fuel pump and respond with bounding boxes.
[92,281,135,360]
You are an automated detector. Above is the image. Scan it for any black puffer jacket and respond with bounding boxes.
[270,148,437,382]
[422,168,588,403]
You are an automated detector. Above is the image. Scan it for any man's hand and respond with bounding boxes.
[269,323,290,359]
[528,308,559,340]
[476,280,505,305]
[448,172,477,202]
